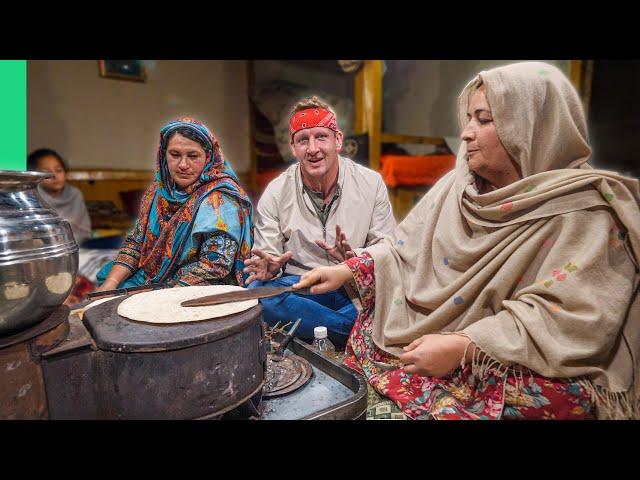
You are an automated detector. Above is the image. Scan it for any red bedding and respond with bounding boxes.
[381,154,456,188]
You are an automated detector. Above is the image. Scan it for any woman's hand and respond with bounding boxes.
[93,278,120,293]
[244,249,293,284]
[92,264,132,294]
[399,334,474,378]
[293,264,353,294]
[315,224,355,263]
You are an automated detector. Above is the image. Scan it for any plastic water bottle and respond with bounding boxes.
[311,326,336,358]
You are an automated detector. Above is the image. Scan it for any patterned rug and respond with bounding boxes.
[365,384,408,420]
[334,351,408,420]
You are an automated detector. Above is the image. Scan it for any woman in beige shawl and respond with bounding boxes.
[294,62,640,420]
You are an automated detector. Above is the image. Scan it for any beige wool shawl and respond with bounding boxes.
[363,62,640,419]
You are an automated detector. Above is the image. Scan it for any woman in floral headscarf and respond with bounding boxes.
[95,117,253,291]
[294,62,640,420]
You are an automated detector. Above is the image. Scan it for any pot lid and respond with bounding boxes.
[0,170,52,189]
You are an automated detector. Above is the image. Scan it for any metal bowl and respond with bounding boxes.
[0,170,78,335]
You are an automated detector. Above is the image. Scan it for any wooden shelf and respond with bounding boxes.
[354,61,448,171]
[67,169,153,182]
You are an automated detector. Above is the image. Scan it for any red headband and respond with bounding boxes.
[289,108,338,141]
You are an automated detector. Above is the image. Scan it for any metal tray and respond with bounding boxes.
[260,334,368,420]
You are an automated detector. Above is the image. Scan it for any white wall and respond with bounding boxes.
[27,60,251,173]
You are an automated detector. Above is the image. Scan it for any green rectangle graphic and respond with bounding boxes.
[0,60,26,171]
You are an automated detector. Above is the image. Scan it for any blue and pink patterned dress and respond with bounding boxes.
[99,117,253,287]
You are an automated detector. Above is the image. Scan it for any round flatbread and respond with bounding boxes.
[117,285,258,325]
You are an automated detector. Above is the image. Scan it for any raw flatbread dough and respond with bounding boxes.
[117,285,258,324]
[71,295,125,320]
[85,295,123,311]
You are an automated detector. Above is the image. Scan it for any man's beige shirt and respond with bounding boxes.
[254,156,397,275]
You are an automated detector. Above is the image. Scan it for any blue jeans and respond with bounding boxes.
[248,274,357,348]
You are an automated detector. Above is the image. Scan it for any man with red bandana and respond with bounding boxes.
[244,96,396,347]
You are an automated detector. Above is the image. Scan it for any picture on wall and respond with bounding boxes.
[98,60,147,82]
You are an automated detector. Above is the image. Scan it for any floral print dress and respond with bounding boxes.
[342,253,594,420]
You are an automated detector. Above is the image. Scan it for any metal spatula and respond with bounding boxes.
[180,286,313,307]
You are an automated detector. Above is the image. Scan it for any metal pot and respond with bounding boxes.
[0,170,78,335]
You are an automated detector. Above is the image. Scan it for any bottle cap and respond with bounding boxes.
[314,326,328,339]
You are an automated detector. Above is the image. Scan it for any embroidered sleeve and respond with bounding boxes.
[174,233,239,286]
[114,217,145,272]
[113,185,157,272]
[346,252,376,311]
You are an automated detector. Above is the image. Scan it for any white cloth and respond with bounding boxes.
[78,248,120,282]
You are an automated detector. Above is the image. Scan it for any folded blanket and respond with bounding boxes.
[381,154,456,188]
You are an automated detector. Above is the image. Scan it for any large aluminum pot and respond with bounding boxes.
[0,170,78,335]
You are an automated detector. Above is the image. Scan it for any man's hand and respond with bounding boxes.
[243,248,293,284]
[293,264,353,294]
[315,224,355,263]
[398,334,474,378]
